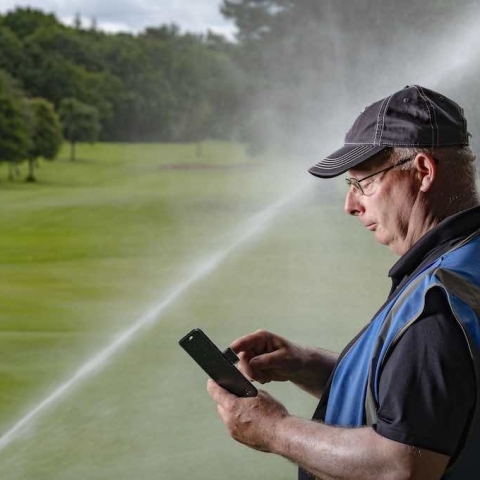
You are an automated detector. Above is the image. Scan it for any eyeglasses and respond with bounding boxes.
[345,157,414,196]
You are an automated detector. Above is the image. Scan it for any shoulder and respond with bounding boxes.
[382,285,474,389]
[375,286,476,456]
[391,286,467,357]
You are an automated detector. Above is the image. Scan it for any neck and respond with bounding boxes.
[399,209,440,256]
[395,191,480,256]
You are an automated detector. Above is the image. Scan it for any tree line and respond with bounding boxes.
[0,6,251,180]
[0,8,246,145]
[2,0,480,180]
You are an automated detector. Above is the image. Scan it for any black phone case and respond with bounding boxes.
[179,328,258,397]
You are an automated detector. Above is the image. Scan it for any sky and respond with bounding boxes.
[0,0,237,38]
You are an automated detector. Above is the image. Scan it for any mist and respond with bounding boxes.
[239,0,480,165]
[1,1,480,478]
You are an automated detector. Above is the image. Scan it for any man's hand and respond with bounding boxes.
[230,329,309,384]
[230,329,338,398]
[207,379,289,452]
[207,380,449,479]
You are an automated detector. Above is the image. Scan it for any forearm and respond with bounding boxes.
[209,359,448,480]
[290,347,338,399]
[270,416,410,480]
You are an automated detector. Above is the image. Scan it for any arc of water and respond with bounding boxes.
[0,183,309,452]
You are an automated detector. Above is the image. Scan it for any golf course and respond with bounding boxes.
[0,142,395,479]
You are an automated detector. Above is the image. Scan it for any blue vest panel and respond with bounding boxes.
[324,232,480,478]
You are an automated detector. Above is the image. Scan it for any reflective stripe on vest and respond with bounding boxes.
[324,231,480,478]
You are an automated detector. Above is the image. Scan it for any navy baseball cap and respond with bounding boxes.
[309,85,470,178]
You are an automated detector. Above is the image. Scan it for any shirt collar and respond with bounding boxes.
[389,205,480,287]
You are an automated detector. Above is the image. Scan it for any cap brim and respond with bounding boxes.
[308,144,387,178]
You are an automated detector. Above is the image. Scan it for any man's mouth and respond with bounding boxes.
[366,223,377,231]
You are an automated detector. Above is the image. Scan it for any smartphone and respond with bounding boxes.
[179,328,258,397]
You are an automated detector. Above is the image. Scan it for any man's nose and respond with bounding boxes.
[344,188,364,216]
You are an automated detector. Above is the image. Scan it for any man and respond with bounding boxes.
[207,85,480,479]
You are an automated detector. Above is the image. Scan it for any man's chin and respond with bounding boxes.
[374,231,403,255]
[373,229,390,247]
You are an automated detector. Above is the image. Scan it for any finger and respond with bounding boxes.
[250,349,292,383]
[237,351,251,376]
[230,330,270,355]
[237,351,257,377]
[217,403,227,421]
[250,349,287,371]
[236,351,265,383]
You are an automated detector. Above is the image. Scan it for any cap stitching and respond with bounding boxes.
[457,104,468,144]
[346,141,465,146]
[378,94,394,144]
[324,145,374,162]
[317,146,381,169]
[374,97,389,145]
[325,144,373,157]
[319,155,371,169]
[417,85,439,147]
[315,155,374,171]
[313,86,470,176]
[321,159,365,169]
[412,85,435,147]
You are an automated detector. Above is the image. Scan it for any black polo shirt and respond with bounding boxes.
[299,205,480,480]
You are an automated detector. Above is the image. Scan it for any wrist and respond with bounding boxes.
[291,347,337,396]
[267,414,296,456]
[291,346,322,383]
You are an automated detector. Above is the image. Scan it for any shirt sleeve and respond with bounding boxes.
[374,286,476,456]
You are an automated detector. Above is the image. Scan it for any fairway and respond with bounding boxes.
[0,142,394,479]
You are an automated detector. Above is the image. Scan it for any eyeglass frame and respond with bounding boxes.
[345,156,438,195]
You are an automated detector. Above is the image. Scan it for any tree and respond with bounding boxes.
[58,97,100,161]
[25,98,63,181]
[2,7,58,38]
[0,7,247,144]
[0,70,30,180]
[190,99,212,157]
[221,0,295,42]
[89,17,98,32]
[0,24,27,79]
[74,12,82,30]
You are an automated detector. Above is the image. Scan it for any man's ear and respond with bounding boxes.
[414,154,437,192]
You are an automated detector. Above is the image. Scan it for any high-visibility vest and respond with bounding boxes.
[324,231,480,478]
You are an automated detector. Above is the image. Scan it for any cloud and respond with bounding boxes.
[0,0,237,38]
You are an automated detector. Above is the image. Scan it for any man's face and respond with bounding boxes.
[344,157,418,256]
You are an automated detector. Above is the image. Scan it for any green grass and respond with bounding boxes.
[0,141,395,479]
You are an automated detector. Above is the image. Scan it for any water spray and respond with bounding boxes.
[3,3,480,455]
[0,182,309,452]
